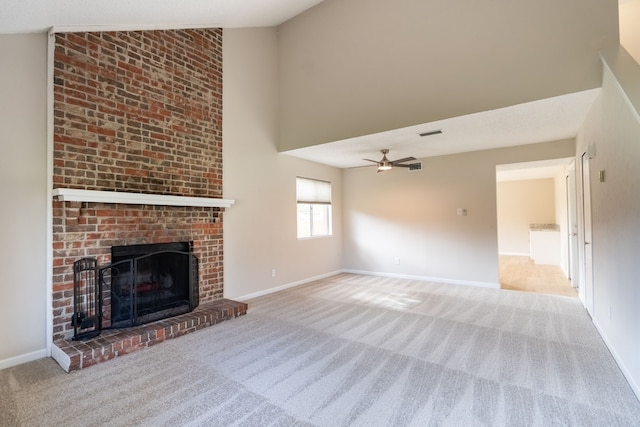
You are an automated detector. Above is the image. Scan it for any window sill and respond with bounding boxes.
[297,235,333,240]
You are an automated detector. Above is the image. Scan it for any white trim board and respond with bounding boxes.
[342,269,500,289]
[46,28,56,359]
[52,188,235,208]
[593,319,640,401]
[231,270,343,301]
[51,24,223,34]
[0,349,48,371]
[498,252,531,257]
[233,269,500,302]
[51,343,71,372]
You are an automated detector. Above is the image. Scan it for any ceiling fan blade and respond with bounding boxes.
[391,156,417,164]
[393,163,411,168]
[363,159,380,164]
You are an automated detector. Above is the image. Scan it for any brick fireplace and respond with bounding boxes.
[50,28,246,370]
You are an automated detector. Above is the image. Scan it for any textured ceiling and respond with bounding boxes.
[0,0,325,33]
[283,89,600,170]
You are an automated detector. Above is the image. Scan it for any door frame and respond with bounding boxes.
[579,149,595,316]
[565,161,579,286]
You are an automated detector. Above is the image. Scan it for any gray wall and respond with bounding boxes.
[277,0,617,151]
[222,28,343,299]
[577,47,640,397]
[342,140,574,287]
[0,33,48,368]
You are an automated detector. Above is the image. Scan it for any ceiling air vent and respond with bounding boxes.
[418,130,442,137]
[408,162,422,172]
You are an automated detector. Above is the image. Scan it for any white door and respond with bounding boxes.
[580,151,594,315]
[566,163,579,286]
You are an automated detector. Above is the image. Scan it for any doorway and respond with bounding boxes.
[496,158,577,297]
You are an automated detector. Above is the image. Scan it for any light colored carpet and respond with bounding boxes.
[2,273,639,426]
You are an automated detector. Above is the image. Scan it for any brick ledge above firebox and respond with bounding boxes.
[51,298,248,372]
[52,188,236,208]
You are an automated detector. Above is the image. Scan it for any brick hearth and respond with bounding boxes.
[53,299,247,372]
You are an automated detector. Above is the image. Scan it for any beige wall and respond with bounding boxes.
[277,0,617,151]
[342,140,575,287]
[577,47,640,397]
[620,0,640,65]
[0,34,48,368]
[222,28,343,300]
[496,179,556,256]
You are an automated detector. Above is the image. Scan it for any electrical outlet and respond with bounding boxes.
[457,208,468,216]
[394,257,400,265]
[271,269,276,277]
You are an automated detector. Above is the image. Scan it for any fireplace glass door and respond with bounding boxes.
[103,241,198,328]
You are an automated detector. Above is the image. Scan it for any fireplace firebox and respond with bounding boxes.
[102,241,199,329]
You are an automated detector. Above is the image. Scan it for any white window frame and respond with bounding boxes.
[296,177,332,239]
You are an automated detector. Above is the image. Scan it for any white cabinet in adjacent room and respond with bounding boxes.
[530,224,561,265]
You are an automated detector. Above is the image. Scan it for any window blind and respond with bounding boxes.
[296,177,331,204]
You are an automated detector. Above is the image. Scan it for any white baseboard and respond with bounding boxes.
[498,252,530,257]
[233,270,343,301]
[0,348,48,371]
[342,269,500,289]
[235,269,500,302]
[592,319,640,401]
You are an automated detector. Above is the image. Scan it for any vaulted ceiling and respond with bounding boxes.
[1,0,623,176]
[276,0,620,171]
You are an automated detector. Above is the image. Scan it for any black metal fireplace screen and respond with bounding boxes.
[72,241,199,340]
[72,257,101,340]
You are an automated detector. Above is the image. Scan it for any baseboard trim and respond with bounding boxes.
[498,252,530,257]
[592,319,640,401]
[342,269,500,289]
[234,269,500,301]
[0,348,48,371]
[234,270,343,301]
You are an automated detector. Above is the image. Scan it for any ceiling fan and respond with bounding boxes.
[363,149,417,172]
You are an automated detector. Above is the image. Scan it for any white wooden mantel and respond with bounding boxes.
[52,188,235,208]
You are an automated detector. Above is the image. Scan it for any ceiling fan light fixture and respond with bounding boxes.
[365,149,415,172]
[377,150,392,171]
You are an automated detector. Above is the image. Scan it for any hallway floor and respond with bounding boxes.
[499,255,578,297]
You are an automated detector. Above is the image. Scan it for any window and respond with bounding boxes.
[296,177,332,238]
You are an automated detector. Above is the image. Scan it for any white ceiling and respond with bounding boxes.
[0,0,325,34]
[283,89,600,171]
